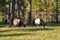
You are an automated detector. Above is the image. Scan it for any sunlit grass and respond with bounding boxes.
[0,26,60,40]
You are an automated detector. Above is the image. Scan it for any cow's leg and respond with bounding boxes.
[32,20,35,27]
[23,23,26,27]
[41,22,45,27]
[43,23,46,27]
[9,20,13,27]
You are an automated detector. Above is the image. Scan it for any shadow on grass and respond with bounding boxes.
[46,22,60,27]
[22,28,54,31]
[0,22,6,28]
[0,33,33,37]
[26,22,60,27]
[0,29,13,32]
[0,27,54,33]
[0,28,54,37]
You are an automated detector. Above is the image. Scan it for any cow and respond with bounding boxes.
[4,19,26,27]
[13,19,26,27]
[32,18,46,27]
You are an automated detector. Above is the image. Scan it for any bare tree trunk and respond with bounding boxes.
[7,0,10,21]
[56,0,58,23]
[11,0,15,20]
[28,0,32,25]
[9,0,15,27]
[21,0,25,21]
[17,0,20,19]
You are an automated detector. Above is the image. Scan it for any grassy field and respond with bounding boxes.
[0,16,60,40]
[0,24,60,40]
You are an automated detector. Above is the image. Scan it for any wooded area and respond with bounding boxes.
[0,0,60,24]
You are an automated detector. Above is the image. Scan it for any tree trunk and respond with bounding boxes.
[28,0,32,25]
[11,0,15,20]
[21,0,25,21]
[7,0,10,21]
[9,0,15,27]
[56,0,58,23]
[17,0,20,19]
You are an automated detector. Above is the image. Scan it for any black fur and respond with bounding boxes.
[18,20,26,27]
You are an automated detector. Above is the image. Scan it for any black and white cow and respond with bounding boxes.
[5,19,26,27]
[32,18,46,27]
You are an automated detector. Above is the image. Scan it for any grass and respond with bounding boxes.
[0,26,60,40]
[0,17,60,40]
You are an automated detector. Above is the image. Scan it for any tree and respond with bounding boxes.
[17,0,20,19]
[47,0,58,22]
[21,0,25,21]
[28,0,32,25]
[11,0,15,20]
[0,0,7,22]
[9,0,15,27]
[56,0,58,23]
[7,0,11,22]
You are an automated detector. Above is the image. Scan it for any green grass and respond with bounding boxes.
[0,26,60,40]
[0,17,60,40]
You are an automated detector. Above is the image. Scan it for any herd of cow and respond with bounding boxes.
[4,18,46,27]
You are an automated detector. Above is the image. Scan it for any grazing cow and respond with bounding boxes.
[5,19,26,27]
[13,19,26,27]
[13,19,20,26]
[32,18,46,27]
